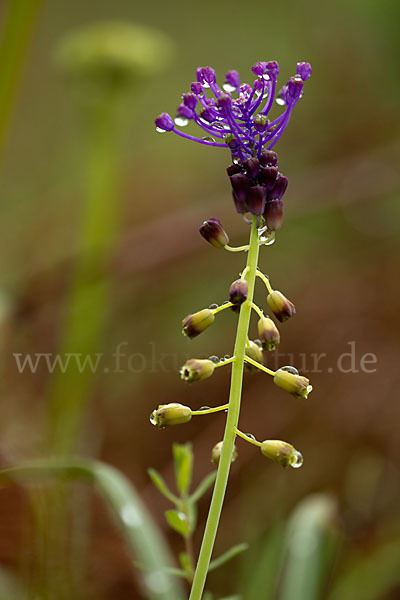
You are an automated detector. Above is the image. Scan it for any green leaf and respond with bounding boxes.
[280,494,341,600]
[148,468,179,505]
[165,509,190,537]
[209,543,249,572]
[172,443,193,497]
[0,459,185,600]
[189,471,217,504]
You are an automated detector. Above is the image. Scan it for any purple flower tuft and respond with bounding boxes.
[296,62,312,81]
[155,112,174,132]
[225,69,240,89]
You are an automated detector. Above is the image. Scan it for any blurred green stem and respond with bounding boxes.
[189,216,260,600]
[0,0,43,160]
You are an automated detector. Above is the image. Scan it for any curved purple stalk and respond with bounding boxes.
[172,127,228,147]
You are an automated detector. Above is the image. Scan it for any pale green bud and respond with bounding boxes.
[211,441,238,466]
[182,309,215,339]
[245,340,264,372]
[180,359,215,383]
[150,403,192,428]
[260,440,303,468]
[257,316,280,350]
[267,290,296,322]
[274,369,312,399]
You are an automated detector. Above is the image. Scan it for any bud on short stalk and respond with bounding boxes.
[257,316,280,351]
[182,309,215,338]
[273,368,312,399]
[267,290,296,322]
[180,359,215,383]
[150,403,192,428]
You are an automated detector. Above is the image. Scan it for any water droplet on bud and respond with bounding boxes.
[156,127,167,133]
[199,406,211,411]
[281,365,299,375]
[290,451,303,469]
[175,117,189,127]
[245,433,257,441]
[223,83,236,93]
[208,355,220,363]
[209,303,218,310]
[149,411,157,426]
[275,97,286,106]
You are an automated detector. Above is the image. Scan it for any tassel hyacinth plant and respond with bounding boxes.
[152,59,313,600]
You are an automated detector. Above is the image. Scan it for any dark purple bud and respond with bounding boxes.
[226,163,242,176]
[155,112,174,132]
[225,69,240,89]
[177,103,193,119]
[243,157,260,179]
[182,92,198,109]
[217,92,232,109]
[286,76,303,105]
[296,62,312,81]
[264,198,283,231]
[225,134,240,150]
[258,166,278,190]
[269,174,288,200]
[229,173,250,203]
[260,150,278,167]
[254,114,269,133]
[253,79,264,91]
[252,61,267,76]
[232,190,248,214]
[200,108,216,123]
[191,81,203,95]
[265,61,280,79]
[229,279,248,305]
[246,185,267,215]
[199,217,229,249]
[199,66,216,85]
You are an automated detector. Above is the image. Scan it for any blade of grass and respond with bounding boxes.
[0,458,185,600]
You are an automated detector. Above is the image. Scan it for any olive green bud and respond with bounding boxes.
[260,440,303,468]
[182,309,215,339]
[273,368,312,399]
[180,359,215,383]
[150,403,192,428]
[229,279,248,306]
[257,316,280,351]
[267,290,296,322]
[245,340,264,372]
[211,441,238,466]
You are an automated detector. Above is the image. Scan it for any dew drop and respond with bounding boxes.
[203,82,210,89]
[281,365,299,375]
[275,97,286,106]
[149,410,157,426]
[156,127,167,133]
[175,116,189,127]
[202,136,216,143]
[223,83,236,93]
[224,354,231,360]
[233,157,241,164]
[260,231,276,245]
[199,406,211,411]
[209,303,218,310]
[290,451,303,469]
[245,433,257,441]
[209,355,220,363]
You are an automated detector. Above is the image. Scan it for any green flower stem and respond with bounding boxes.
[211,302,233,315]
[243,355,276,376]
[234,428,262,448]
[189,216,260,600]
[256,269,273,293]
[0,0,43,161]
[224,244,249,253]
[250,301,264,319]
[215,357,235,368]
[192,404,229,416]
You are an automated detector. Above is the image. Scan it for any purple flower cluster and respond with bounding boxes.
[155,60,311,219]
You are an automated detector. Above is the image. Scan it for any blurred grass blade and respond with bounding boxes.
[0,567,25,599]
[279,494,341,600]
[148,468,179,505]
[327,537,400,600]
[240,520,285,600]
[0,458,185,600]
[189,471,217,504]
[209,543,249,572]
[173,443,193,497]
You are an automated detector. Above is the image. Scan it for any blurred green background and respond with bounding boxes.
[0,0,400,599]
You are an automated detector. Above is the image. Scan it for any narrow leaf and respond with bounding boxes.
[178,551,193,574]
[209,543,249,572]
[0,459,185,600]
[165,509,190,537]
[189,471,217,504]
[148,468,179,505]
[172,443,193,497]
